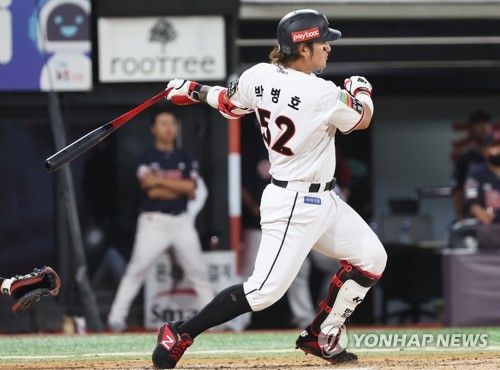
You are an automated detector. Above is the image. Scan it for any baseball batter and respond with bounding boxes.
[107,110,214,332]
[152,9,387,369]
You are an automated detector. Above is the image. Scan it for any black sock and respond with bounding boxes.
[177,283,252,339]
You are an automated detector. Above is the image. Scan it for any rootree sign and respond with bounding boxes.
[98,16,226,82]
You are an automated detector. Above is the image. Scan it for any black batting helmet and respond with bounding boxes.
[277,9,341,55]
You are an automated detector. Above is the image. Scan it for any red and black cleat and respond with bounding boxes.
[295,324,358,365]
[152,321,194,369]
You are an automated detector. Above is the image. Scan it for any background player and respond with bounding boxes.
[152,9,387,369]
[464,128,500,224]
[107,109,214,332]
[452,110,493,221]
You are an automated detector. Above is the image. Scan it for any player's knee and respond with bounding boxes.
[378,246,388,271]
[359,240,387,277]
[370,244,387,275]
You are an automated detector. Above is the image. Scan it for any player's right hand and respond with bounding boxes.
[166,79,202,105]
[344,76,372,97]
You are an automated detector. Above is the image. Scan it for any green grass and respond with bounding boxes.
[0,327,499,363]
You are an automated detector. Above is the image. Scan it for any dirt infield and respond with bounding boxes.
[0,353,498,370]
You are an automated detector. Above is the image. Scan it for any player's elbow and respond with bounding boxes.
[353,95,373,131]
[355,108,373,131]
[356,121,370,130]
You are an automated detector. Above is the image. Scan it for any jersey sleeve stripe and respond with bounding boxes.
[339,109,365,135]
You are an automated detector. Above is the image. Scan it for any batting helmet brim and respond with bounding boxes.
[320,27,342,42]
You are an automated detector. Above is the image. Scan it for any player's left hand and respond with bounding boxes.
[344,76,372,97]
[166,79,202,105]
[9,266,61,314]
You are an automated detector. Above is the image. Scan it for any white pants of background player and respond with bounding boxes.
[243,184,387,327]
[108,179,212,330]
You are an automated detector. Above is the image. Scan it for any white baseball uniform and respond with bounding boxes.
[226,63,386,314]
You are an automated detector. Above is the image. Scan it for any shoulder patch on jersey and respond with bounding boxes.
[227,79,239,99]
[339,91,363,114]
[339,90,350,105]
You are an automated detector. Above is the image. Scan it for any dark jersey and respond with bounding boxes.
[451,148,485,191]
[136,148,198,214]
[464,162,500,223]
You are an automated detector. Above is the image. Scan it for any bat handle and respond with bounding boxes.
[44,123,115,173]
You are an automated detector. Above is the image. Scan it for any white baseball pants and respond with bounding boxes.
[243,184,387,312]
[108,212,214,325]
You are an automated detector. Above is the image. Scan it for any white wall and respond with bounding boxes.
[372,96,500,241]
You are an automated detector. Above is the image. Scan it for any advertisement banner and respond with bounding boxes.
[144,250,236,329]
[0,0,92,91]
[98,16,226,82]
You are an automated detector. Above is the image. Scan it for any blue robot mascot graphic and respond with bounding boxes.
[36,0,91,91]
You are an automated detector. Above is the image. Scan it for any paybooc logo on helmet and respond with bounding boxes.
[291,27,320,43]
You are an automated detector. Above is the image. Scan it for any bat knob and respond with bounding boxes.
[44,158,59,173]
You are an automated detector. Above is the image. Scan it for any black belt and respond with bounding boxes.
[271,177,336,192]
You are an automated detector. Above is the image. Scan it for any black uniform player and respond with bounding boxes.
[465,129,500,225]
[107,110,214,332]
[452,111,493,221]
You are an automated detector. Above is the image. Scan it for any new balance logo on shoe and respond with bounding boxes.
[152,322,194,369]
[161,334,175,350]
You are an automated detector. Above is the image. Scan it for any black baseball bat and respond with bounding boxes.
[44,88,171,173]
